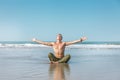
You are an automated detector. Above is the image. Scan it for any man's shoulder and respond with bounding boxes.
[52,42,66,44]
[62,42,66,45]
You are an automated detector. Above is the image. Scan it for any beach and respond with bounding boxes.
[0,42,120,80]
[0,0,120,80]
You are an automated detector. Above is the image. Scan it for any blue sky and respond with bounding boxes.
[0,0,120,41]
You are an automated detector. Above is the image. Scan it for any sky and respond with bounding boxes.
[0,0,120,41]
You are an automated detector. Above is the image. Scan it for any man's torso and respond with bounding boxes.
[52,42,66,58]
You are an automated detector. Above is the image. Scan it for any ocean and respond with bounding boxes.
[0,41,120,48]
[0,41,120,80]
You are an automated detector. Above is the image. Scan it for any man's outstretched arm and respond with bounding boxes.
[32,38,53,46]
[65,37,87,46]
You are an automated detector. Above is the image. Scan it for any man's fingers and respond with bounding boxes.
[32,38,36,41]
[81,37,87,41]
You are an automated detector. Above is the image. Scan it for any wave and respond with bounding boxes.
[0,43,120,49]
[68,44,120,49]
[0,43,48,48]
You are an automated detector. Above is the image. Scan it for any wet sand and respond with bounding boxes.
[0,47,120,80]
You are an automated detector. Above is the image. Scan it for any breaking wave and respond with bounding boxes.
[0,43,120,49]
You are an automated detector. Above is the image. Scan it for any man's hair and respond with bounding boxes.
[57,34,63,39]
[58,34,62,36]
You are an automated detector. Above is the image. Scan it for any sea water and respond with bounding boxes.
[0,41,120,80]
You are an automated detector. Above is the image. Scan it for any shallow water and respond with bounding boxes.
[0,47,120,80]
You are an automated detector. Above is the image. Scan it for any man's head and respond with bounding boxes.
[56,34,63,41]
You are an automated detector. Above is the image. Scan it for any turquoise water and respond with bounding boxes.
[0,41,120,49]
[0,41,120,44]
[0,41,120,80]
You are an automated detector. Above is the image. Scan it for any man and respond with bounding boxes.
[32,34,87,64]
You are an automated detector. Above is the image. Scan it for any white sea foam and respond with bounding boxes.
[0,43,120,49]
[68,44,120,49]
[0,44,49,48]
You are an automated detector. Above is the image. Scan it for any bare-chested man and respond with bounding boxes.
[32,34,87,63]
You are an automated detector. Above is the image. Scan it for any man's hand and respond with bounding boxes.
[80,37,87,41]
[32,38,37,42]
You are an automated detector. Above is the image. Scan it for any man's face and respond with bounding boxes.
[57,34,62,40]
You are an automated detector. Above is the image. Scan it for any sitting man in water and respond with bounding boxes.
[32,34,87,64]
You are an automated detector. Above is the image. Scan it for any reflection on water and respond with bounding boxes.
[49,63,70,80]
